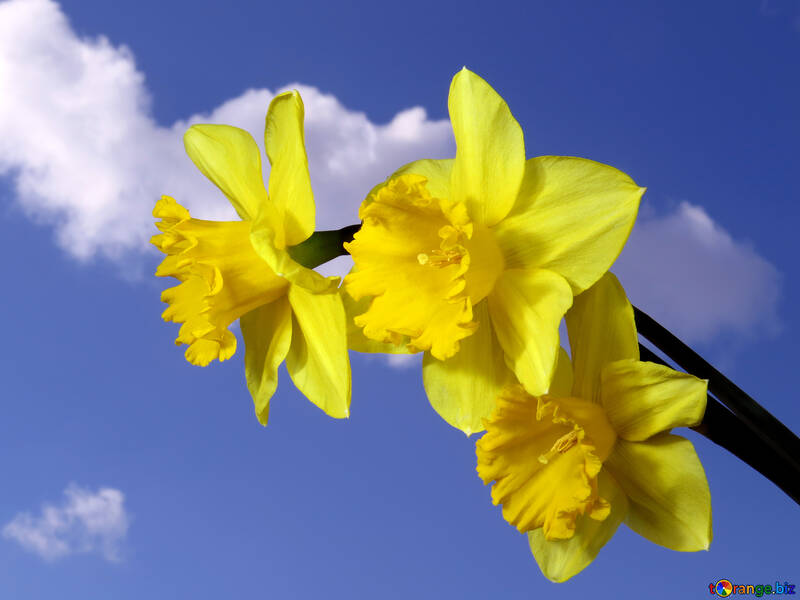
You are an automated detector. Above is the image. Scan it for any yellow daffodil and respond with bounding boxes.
[476,273,711,581]
[344,68,644,434]
[152,91,351,425]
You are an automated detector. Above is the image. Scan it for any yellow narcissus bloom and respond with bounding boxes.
[152,91,351,425]
[476,273,712,582]
[344,68,645,434]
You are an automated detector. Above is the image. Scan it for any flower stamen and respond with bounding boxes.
[417,247,466,268]
[538,429,581,464]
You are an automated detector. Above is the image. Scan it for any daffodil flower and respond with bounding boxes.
[344,68,644,434]
[152,91,351,424]
[476,273,711,582]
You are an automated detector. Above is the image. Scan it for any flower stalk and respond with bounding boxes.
[638,344,800,505]
[633,306,800,476]
[287,223,361,269]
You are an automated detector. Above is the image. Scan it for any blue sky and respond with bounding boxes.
[0,0,798,597]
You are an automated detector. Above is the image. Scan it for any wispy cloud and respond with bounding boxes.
[759,0,800,31]
[0,0,782,353]
[614,201,781,344]
[3,484,130,562]
[385,354,423,369]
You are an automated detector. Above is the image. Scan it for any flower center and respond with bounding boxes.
[417,243,465,268]
[476,386,618,540]
[538,430,580,464]
[344,174,479,360]
[462,223,505,303]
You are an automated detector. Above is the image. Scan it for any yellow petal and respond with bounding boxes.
[421,300,513,435]
[183,125,268,221]
[477,388,616,539]
[605,435,712,551]
[550,347,574,398]
[566,272,639,404]
[264,90,315,246]
[487,269,573,396]
[494,156,643,293]
[601,359,707,442]
[241,297,293,425]
[528,470,628,582]
[286,284,351,419]
[448,68,525,226]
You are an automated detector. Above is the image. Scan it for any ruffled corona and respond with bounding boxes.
[476,385,616,540]
[151,196,289,367]
[344,174,504,359]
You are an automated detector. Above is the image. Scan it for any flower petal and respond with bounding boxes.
[488,269,573,396]
[241,297,293,425]
[566,272,639,404]
[421,300,513,435]
[448,68,524,226]
[601,359,707,442]
[183,125,268,221]
[494,156,643,293]
[265,90,315,246]
[550,347,573,398]
[286,284,351,419]
[528,470,628,582]
[605,435,712,551]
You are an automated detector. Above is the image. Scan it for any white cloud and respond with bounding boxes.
[614,201,781,344]
[0,0,453,262]
[3,484,130,562]
[385,353,423,369]
[0,0,781,351]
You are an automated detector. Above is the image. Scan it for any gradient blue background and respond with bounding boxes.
[1,0,798,597]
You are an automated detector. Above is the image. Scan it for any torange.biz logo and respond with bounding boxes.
[709,579,796,597]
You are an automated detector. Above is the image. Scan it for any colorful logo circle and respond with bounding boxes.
[715,580,733,597]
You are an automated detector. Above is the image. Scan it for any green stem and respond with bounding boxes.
[287,224,361,269]
[638,344,800,505]
[633,306,800,475]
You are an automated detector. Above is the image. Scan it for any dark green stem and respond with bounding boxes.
[639,344,800,505]
[633,306,800,475]
[287,224,361,269]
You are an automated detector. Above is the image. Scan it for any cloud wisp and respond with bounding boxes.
[3,484,130,562]
[614,201,781,345]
